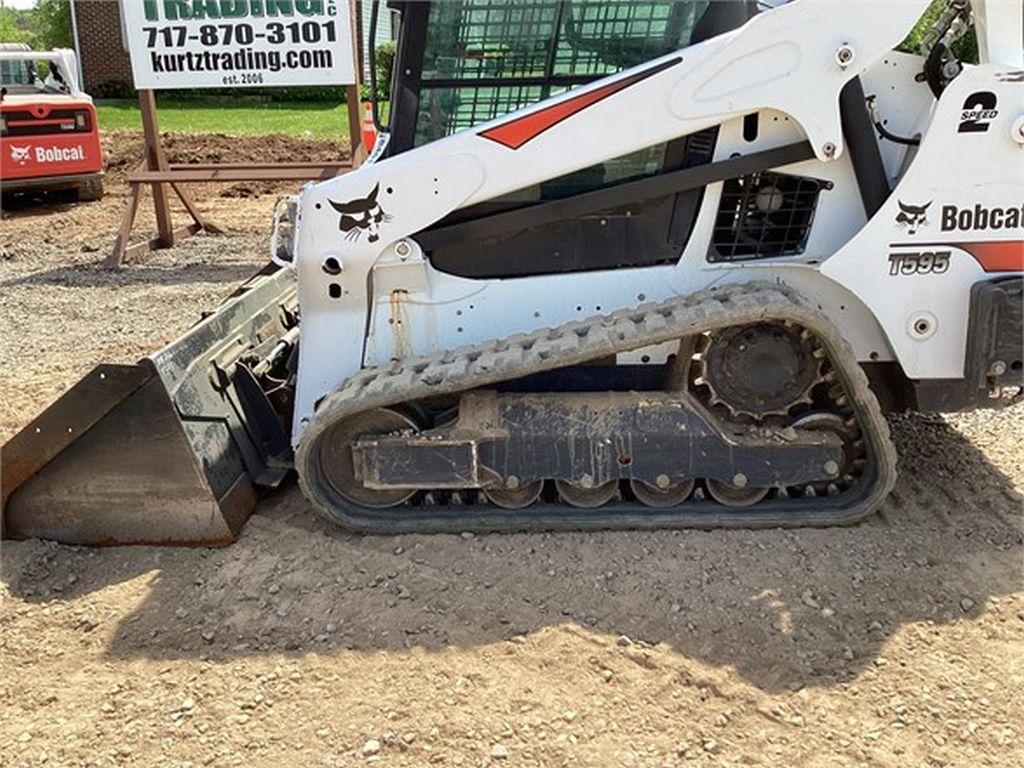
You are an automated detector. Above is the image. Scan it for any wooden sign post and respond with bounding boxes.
[107,89,223,268]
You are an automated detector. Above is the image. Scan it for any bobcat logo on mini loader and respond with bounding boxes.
[895,200,932,235]
[328,183,392,244]
[9,145,30,166]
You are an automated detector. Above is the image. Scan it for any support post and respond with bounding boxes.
[108,90,222,269]
[347,0,367,165]
[139,89,175,246]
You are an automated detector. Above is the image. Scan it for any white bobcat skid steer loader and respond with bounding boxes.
[2,0,1022,544]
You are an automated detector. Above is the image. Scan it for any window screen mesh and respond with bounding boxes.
[413,0,711,146]
[415,84,559,145]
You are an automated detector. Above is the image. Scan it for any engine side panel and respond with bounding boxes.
[821,65,1024,380]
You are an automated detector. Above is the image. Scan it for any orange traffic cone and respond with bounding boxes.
[361,102,377,153]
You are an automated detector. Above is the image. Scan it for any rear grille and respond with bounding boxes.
[709,171,827,261]
[1,108,91,138]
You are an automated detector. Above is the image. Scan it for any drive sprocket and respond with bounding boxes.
[696,321,825,420]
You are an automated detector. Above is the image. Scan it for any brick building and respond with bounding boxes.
[71,0,392,95]
[72,0,133,94]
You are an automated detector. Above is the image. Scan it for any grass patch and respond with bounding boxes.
[96,98,352,139]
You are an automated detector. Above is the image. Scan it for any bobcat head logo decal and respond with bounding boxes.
[895,200,932,234]
[10,145,30,165]
[328,183,392,244]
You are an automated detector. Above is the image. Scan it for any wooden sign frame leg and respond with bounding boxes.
[347,0,367,166]
[107,90,222,269]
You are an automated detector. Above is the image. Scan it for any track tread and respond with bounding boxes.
[297,282,898,534]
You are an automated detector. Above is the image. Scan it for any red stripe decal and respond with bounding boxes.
[957,241,1024,272]
[478,58,680,150]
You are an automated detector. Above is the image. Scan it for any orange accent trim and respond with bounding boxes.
[478,59,679,150]
[960,241,1024,272]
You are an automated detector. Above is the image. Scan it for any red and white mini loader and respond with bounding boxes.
[1,46,103,201]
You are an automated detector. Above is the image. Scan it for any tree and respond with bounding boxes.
[900,0,978,63]
[0,5,39,47]
[374,40,396,100]
[34,0,72,50]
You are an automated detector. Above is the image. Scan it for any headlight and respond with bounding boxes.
[75,111,87,129]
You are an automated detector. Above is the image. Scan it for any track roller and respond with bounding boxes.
[555,479,618,508]
[484,480,545,509]
[630,478,696,507]
[705,478,771,507]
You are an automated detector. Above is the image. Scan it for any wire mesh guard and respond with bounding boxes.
[414,0,711,145]
[416,83,555,146]
[709,172,826,261]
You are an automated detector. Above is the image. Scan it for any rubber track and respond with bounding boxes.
[296,282,898,533]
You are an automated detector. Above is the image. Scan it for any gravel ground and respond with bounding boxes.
[1,132,1022,768]
[0,131,343,441]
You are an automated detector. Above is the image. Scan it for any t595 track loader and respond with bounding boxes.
[3,0,1022,544]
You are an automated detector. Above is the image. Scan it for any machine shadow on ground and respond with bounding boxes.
[3,413,1021,694]
[0,192,96,215]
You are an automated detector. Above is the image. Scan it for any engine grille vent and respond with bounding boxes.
[709,171,827,261]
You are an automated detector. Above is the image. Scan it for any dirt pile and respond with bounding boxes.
[95,130,349,197]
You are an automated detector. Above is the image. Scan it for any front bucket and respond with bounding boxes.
[1,266,298,546]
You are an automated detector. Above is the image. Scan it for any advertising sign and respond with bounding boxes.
[120,0,356,89]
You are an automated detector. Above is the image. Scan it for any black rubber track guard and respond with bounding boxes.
[298,281,898,533]
[1,267,298,546]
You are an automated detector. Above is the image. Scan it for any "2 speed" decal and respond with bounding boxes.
[958,91,998,134]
